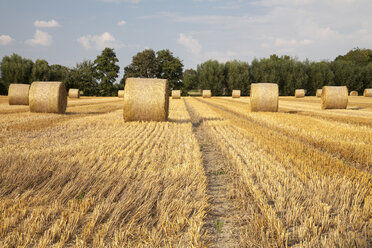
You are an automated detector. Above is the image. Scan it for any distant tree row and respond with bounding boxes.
[0,48,120,96]
[1,47,372,96]
[185,48,372,96]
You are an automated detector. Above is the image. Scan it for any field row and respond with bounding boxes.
[0,96,371,247]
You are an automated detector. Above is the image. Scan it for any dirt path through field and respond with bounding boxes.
[185,99,240,248]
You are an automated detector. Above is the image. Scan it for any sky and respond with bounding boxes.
[1,0,372,80]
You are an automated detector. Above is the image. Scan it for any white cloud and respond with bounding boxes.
[77,32,124,50]
[34,19,61,28]
[0,35,14,46]
[274,38,312,47]
[117,20,127,26]
[177,33,202,55]
[25,30,53,46]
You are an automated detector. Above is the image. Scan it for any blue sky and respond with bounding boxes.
[1,0,372,80]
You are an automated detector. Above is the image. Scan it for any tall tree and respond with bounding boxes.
[225,60,250,95]
[197,60,226,95]
[31,59,50,82]
[183,69,198,92]
[93,48,120,96]
[156,49,183,90]
[123,49,159,80]
[66,60,97,96]
[307,61,334,95]
[0,53,33,92]
[335,48,372,66]
[49,64,69,82]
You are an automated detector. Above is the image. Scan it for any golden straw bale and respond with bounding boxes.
[123,78,169,121]
[321,86,348,109]
[250,83,278,112]
[68,88,80,98]
[295,89,305,98]
[232,90,241,98]
[29,81,67,114]
[118,90,124,98]
[363,89,372,97]
[350,91,358,96]
[202,90,211,98]
[172,90,181,99]
[316,89,322,97]
[8,84,30,105]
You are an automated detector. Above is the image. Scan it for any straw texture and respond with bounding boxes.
[363,89,372,97]
[172,90,181,99]
[29,81,67,114]
[123,78,169,121]
[321,86,348,109]
[118,90,124,98]
[202,90,211,98]
[350,91,358,96]
[295,89,305,98]
[68,88,80,98]
[316,89,322,97]
[8,84,30,105]
[250,83,279,112]
[232,90,241,98]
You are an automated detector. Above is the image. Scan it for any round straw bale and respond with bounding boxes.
[316,89,322,97]
[29,81,67,114]
[295,89,305,98]
[68,88,80,98]
[8,84,30,105]
[123,78,169,121]
[118,90,124,98]
[349,91,358,96]
[250,83,278,112]
[202,90,211,98]
[232,90,241,98]
[321,86,348,109]
[363,89,372,97]
[172,90,181,99]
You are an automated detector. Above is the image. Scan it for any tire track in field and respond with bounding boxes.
[184,99,240,248]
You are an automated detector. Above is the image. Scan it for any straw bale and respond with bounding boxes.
[363,89,372,97]
[8,84,30,105]
[29,81,67,114]
[321,86,348,109]
[350,91,358,96]
[123,78,169,121]
[295,89,305,98]
[316,89,322,97]
[172,90,181,99]
[202,90,211,98]
[250,83,279,112]
[232,90,241,98]
[118,90,124,98]
[68,88,80,98]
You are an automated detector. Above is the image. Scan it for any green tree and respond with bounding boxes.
[361,63,372,90]
[183,69,198,92]
[335,48,372,66]
[49,64,69,82]
[93,48,120,96]
[66,60,97,96]
[0,77,6,95]
[31,59,50,82]
[225,60,250,95]
[0,53,34,92]
[197,60,226,96]
[123,49,159,80]
[156,49,183,90]
[331,60,362,90]
[307,61,334,95]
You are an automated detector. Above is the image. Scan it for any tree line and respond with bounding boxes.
[1,47,372,96]
[184,48,372,96]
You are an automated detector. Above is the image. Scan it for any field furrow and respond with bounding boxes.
[0,99,209,247]
[185,97,371,247]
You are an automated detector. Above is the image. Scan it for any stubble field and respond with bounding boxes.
[0,95,371,247]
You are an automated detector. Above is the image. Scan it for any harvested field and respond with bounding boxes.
[0,95,371,247]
